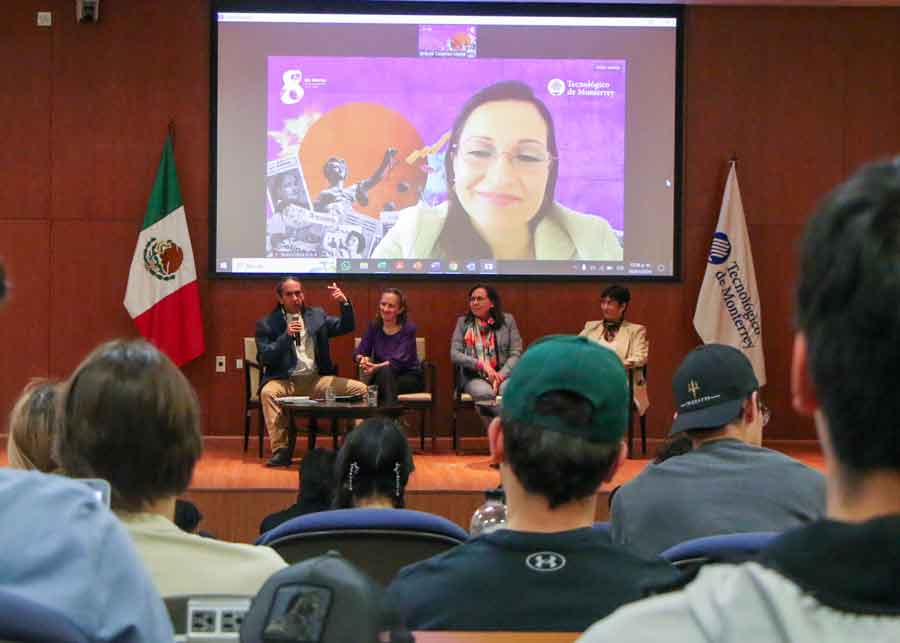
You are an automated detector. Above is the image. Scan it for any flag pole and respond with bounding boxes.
[693,156,766,385]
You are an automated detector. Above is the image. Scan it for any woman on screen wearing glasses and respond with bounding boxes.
[451,284,522,405]
[371,80,623,261]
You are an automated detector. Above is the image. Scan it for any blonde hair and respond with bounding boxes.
[7,379,60,473]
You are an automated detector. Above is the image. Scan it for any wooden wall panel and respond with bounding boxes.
[0,4,52,220]
[48,220,140,372]
[841,9,900,171]
[3,4,900,447]
[684,7,847,228]
[51,0,209,223]
[0,221,52,417]
[205,280,246,434]
[746,224,815,439]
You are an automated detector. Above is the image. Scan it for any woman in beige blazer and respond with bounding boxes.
[580,285,649,415]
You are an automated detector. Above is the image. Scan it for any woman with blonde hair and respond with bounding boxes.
[7,379,60,472]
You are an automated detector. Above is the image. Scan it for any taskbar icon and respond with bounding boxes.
[570,262,625,274]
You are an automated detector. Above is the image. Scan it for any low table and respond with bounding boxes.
[277,399,405,451]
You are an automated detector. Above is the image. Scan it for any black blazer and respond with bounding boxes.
[255,302,355,387]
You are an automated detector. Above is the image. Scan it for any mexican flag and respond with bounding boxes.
[124,135,205,366]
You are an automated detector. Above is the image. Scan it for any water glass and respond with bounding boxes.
[325,385,336,405]
[367,385,379,407]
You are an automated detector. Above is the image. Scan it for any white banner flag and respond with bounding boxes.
[693,162,766,385]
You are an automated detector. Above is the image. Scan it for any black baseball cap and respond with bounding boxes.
[670,344,759,435]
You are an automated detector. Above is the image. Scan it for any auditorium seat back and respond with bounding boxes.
[256,508,468,586]
[660,531,780,571]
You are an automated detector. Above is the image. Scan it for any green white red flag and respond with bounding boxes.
[124,135,205,366]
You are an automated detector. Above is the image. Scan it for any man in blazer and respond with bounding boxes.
[580,285,649,415]
[256,278,366,467]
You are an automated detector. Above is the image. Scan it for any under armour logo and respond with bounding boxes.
[526,551,566,573]
[688,380,700,399]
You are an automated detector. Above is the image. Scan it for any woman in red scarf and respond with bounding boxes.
[451,284,523,403]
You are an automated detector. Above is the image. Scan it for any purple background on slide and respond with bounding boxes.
[418,25,477,52]
[267,57,626,230]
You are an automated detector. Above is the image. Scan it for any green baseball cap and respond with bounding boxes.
[501,335,630,443]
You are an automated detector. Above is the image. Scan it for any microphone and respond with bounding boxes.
[289,313,301,344]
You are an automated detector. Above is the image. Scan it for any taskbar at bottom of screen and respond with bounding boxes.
[225,257,672,277]
[333,258,672,277]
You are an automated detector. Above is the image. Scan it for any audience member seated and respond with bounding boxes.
[242,551,412,643]
[1,198,170,640]
[6,379,60,472]
[388,336,679,631]
[173,499,203,533]
[580,157,900,642]
[173,498,217,539]
[610,343,825,558]
[260,448,337,534]
[353,288,424,406]
[55,339,287,596]
[334,418,414,509]
[653,435,693,464]
[609,436,694,509]
[0,468,174,641]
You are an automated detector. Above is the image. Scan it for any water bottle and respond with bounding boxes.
[325,383,336,404]
[469,488,507,536]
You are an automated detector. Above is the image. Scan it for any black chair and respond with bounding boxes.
[627,365,648,457]
[450,366,503,454]
[450,366,475,454]
[243,338,266,458]
[256,508,469,587]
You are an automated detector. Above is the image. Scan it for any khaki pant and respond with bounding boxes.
[261,374,367,452]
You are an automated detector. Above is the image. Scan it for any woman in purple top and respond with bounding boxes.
[353,288,423,405]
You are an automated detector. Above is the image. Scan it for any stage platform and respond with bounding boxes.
[0,436,824,544]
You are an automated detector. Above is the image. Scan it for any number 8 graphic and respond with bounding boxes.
[281,70,304,105]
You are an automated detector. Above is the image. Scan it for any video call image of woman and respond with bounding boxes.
[372,80,623,262]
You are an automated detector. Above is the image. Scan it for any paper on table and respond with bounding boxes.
[277,396,317,405]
